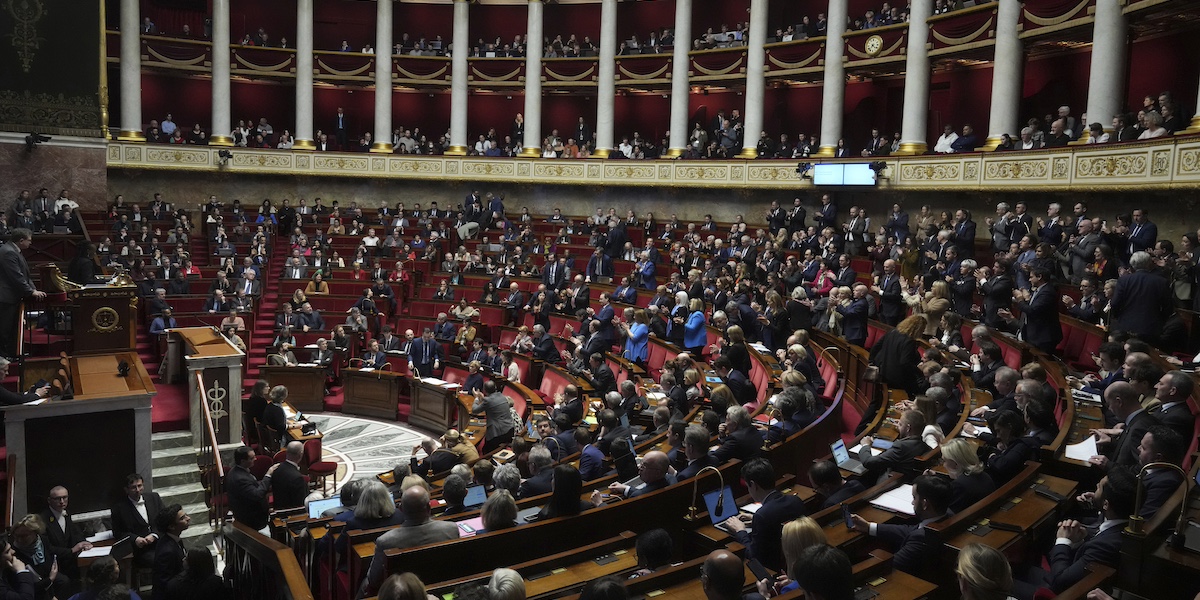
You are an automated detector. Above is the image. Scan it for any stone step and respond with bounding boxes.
[152,463,203,489]
[152,442,242,469]
[151,431,194,451]
[153,481,207,508]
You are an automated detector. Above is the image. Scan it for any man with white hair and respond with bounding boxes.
[986,202,1012,252]
[666,291,689,346]
[1110,251,1174,343]
[0,357,49,404]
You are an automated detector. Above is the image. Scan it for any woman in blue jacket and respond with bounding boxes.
[622,308,650,368]
[683,298,708,356]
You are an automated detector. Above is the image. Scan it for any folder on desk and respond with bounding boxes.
[868,484,916,516]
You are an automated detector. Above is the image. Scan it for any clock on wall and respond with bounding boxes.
[865,35,884,57]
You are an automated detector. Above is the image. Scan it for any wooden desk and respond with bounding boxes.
[409,376,463,433]
[283,402,324,443]
[261,365,327,412]
[943,473,1077,552]
[5,353,155,516]
[342,368,404,420]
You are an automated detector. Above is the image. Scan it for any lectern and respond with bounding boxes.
[40,265,138,354]
[167,327,245,446]
[409,377,463,433]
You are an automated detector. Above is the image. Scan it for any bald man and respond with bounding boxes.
[271,442,309,510]
[362,486,458,597]
[593,451,674,502]
[874,259,904,326]
[1089,381,1160,470]
[701,550,751,600]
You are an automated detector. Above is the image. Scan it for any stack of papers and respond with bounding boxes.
[869,484,915,516]
[1064,436,1099,462]
[1072,389,1102,404]
[86,531,114,543]
[849,444,883,457]
[80,546,113,558]
[750,343,771,353]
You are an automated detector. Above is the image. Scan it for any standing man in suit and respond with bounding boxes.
[471,380,516,453]
[582,352,617,398]
[978,264,1013,329]
[815,193,838,229]
[951,209,976,259]
[1090,381,1160,470]
[1110,251,1175,344]
[111,474,164,568]
[586,248,614,282]
[226,446,274,532]
[874,260,904,326]
[41,485,91,580]
[787,197,807,234]
[152,504,191,600]
[838,284,870,347]
[409,328,442,377]
[842,207,867,256]
[849,474,952,578]
[832,254,857,288]
[1126,208,1157,257]
[0,229,45,358]
[723,458,807,572]
[333,107,349,149]
[272,442,309,510]
[1012,267,1061,354]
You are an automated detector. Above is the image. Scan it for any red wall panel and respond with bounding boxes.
[614,93,671,143]
[231,81,294,134]
[463,93,523,142]
[229,0,296,44]
[313,87,375,141]
[842,78,891,150]
[693,0,751,36]
[1021,49,1090,130]
[1126,30,1199,117]
[764,85,824,140]
[469,6,529,48]
[616,0,676,43]
[928,65,993,140]
[687,89,745,135]
[141,73,213,133]
[397,4,454,47]
[313,1,377,51]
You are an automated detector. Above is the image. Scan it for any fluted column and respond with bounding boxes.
[666,0,693,156]
[593,0,618,158]
[117,0,144,141]
[445,0,471,155]
[980,0,1022,150]
[208,0,233,146]
[293,0,315,150]
[1078,0,1126,143]
[371,0,394,152]
[519,0,545,157]
[816,0,848,156]
[895,0,932,155]
[737,0,769,158]
[1189,69,1200,132]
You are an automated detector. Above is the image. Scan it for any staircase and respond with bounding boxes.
[148,430,239,546]
[244,237,289,390]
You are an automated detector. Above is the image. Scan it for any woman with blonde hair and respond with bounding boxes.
[956,543,1013,600]
[378,572,438,600]
[761,291,790,352]
[938,437,996,513]
[868,314,926,396]
[756,516,828,597]
[915,280,952,336]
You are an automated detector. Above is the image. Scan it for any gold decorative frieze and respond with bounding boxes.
[105,136,1200,191]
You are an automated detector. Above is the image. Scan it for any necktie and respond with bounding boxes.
[244,282,251,294]
[423,342,429,363]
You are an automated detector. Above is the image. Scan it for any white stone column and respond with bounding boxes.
[446,0,470,155]
[371,0,395,152]
[981,0,1022,150]
[519,0,545,157]
[117,0,144,141]
[737,0,769,158]
[593,0,618,157]
[816,0,848,156]
[1189,69,1200,132]
[666,0,693,156]
[293,0,315,150]
[895,0,932,155]
[209,0,233,146]
[1079,0,1126,142]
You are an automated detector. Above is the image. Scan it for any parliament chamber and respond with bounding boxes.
[1,0,1200,599]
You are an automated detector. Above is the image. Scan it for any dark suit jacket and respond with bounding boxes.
[980,275,1013,329]
[984,437,1035,484]
[948,471,996,513]
[1048,522,1124,593]
[677,454,718,481]
[839,298,869,345]
[597,425,631,456]
[579,444,606,481]
[1110,410,1158,467]
[869,330,922,394]
[518,469,555,499]
[533,334,560,363]
[225,465,271,530]
[1018,285,1062,352]
[112,491,164,557]
[153,534,187,600]
[588,364,617,397]
[733,491,807,571]
[411,449,460,478]
[1111,270,1174,339]
[40,509,86,556]
[1154,402,1195,442]
[861,436,927,478]
[263,402,288,444]
[711,426,764,463]
[626,475,674,498]
[1141,468,1184,518]
[0,242,35,304]
[877,521,942,578]
[271,461,309,510]
[820,479,867,510]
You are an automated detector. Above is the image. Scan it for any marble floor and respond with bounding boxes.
[305,413,431,491]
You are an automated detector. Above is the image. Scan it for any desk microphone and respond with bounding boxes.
[117,360,130,377]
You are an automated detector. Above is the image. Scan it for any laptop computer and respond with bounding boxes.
[109,535,134,560]
[831,439,866,475]
[307,497,342,519]
[705,486,741,533]
[53,226,71,235]
[463,484,487,508]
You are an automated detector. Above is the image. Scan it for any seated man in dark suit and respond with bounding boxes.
[111,473,164,568]
[582,352,617,398]
[675,425,718,481]
[1149,370,1196,442]
[552,384,585,425]
[542,414,579,461]
[576,427,607,481]
[808,459,866,510]
[591,451,674,501]
[634,406,671,444]
[518,446,555,499]
[1015,468,1136,596]
[858,409,931,480]
[153,503,191,600]
[1131,426,1187,519]
[271,442,309,511]
[711,405,765,463]
[722,458,807,572]
[713,356,756,406]
[849,473,953,578]
[1090,381,1160,471]
[595,409,630,457]
[440,475,470,516]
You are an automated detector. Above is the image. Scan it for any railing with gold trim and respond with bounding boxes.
[107,134,1200,191]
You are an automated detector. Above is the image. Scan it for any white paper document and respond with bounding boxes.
[1064,436,1099,462]
[869,484,916,516]
[849,444,883,457]
[79,546,112,558]
[86,530,114,543]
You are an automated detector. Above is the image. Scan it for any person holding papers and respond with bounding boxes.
[858,410,929,481]
[1087,381,1159,471]
[721,458,807,572]
[848,474,953,578]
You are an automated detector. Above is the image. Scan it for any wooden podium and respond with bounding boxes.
[4,353,155,517]
[40,265,139,354]
[168,327,245,446]
[409,377,463,434]
[259,365,326,412]
[342,369,405,420]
